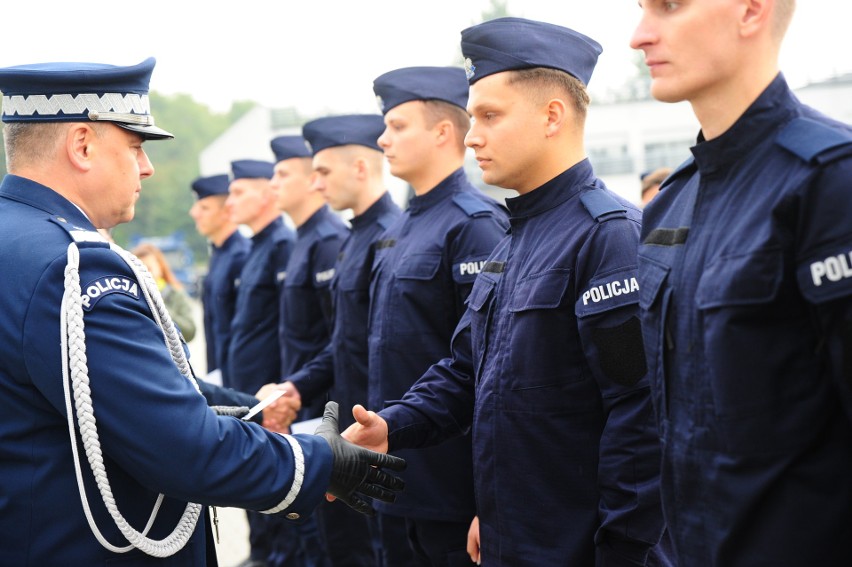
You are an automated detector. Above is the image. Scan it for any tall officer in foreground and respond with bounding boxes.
[0,57,405,567]
[190,173,250,383]
[261,115,396,566]
[367,66,509,566]
[342,19,669,566]
[632,0,852,564]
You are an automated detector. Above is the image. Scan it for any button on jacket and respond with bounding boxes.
[382,160,666,565]
[369,167,509,522]
[0,176,333,566]
[638,74,852,566]
[228,216,294,395]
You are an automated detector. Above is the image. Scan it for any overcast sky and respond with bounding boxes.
[1,1,849,116]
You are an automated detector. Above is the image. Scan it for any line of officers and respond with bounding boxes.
[192,20,670,567]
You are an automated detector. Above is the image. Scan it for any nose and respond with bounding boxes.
[377,127,391,149]
[312,175,325,193]
[630,9,654,51]
[139,148,154,179]
[464,122,482,149]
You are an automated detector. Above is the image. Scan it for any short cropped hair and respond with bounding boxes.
[421,99,471,153]
[3,122,65,171]
[773,0,796,39]
[506,67,591,121]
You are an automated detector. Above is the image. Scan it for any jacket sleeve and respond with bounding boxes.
[574,218,666,565]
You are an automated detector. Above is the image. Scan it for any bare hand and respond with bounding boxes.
[254,382,302,433]
[467,516,481,564]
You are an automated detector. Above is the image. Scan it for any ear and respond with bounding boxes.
[544,97,569,138]
[740,0,772,38]
[65,124,96,172]
[433,119,453,147]
[353,156,368,181]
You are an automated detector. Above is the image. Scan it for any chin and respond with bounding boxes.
[650,81,687,104]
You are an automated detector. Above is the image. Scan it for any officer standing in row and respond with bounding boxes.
[225,158,295,567]
[264,134,348,567]
[272,134,348,419]
[632,0,852,564]
[342,19,669,565]
[0,57,405,566]
[368,65,509,565]
[190,173,250,383]
[274,114,397,566]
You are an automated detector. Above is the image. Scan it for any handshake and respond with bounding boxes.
[313,401,405,516]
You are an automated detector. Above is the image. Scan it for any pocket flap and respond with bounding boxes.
[509,269,570,312]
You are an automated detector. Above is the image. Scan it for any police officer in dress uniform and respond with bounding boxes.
[342,19,670,566]
[0,57,405,567]
[632,1,852,564]
[263,115,398,567]
[366,66,510,566]
[190,173,250,384]
[225,158,296,567]
[262,134,348,567]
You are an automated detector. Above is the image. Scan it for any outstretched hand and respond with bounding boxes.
[314,401,406,516]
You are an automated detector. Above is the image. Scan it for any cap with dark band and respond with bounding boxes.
[271,135,312,163]
[0,57,173,140]
[373,66,469,115]
[460,17,602,86]
[191,174,231,200]
[230,160,274,181]
[302,114,385,155]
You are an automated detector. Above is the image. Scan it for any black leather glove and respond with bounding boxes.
[314,401,406,516]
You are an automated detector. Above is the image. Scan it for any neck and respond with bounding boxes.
[692,65,779,141]
[209,225,238,248]
[246,207,281,235]
[352,184,386,217]
[409,156,464,196]
[287,199,324,228]
[516,141,586,195]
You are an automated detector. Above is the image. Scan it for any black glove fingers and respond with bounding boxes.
[369,450,407,471]
[357,481,398,504]
[342,493,376,516]
[365,465,406,491]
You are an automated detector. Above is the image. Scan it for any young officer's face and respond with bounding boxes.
[631,0,742,104]
[189,195,229,238]
[271,158,313,214]
[377,100,433,183]
[226,178,273,226]
[465,72,544,193]
[312,148,359,212]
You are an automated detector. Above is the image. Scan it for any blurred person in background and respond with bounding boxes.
[132,241,197,342]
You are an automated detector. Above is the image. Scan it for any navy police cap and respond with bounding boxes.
[373,66,469,115]
[271,135,312,163]
[0,57,173,140]
[460,17,602,86]
[230,159,274,181]
[191,174,231,200]
[302,114,385,154]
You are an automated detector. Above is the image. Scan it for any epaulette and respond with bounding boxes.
[452,192,492,217]
[315,221,341,241]
[776,117,852,164]
[579,188,627,221]
[47,216,110,249]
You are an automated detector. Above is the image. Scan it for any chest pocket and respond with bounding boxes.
[466,275,498,371]
[695,248,791,423]
[505,269,585,396]
[696,248,783,308]
[638,258,672,422]
[396,252,442,281]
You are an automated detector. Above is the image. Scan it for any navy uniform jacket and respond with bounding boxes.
[0,175,333,566]
[369,168,508,521]
[202,229,249,383]
[638,74,852,566]
[228,216,294,395]
[279,205,348,419]
[381,161,667,565]
[288,192,401,430]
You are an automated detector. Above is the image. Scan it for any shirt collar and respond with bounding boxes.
[505,159,596,220]
[407,167,467,215]
[351,191,395,230]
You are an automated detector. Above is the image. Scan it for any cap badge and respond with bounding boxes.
[464,58,476,80]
